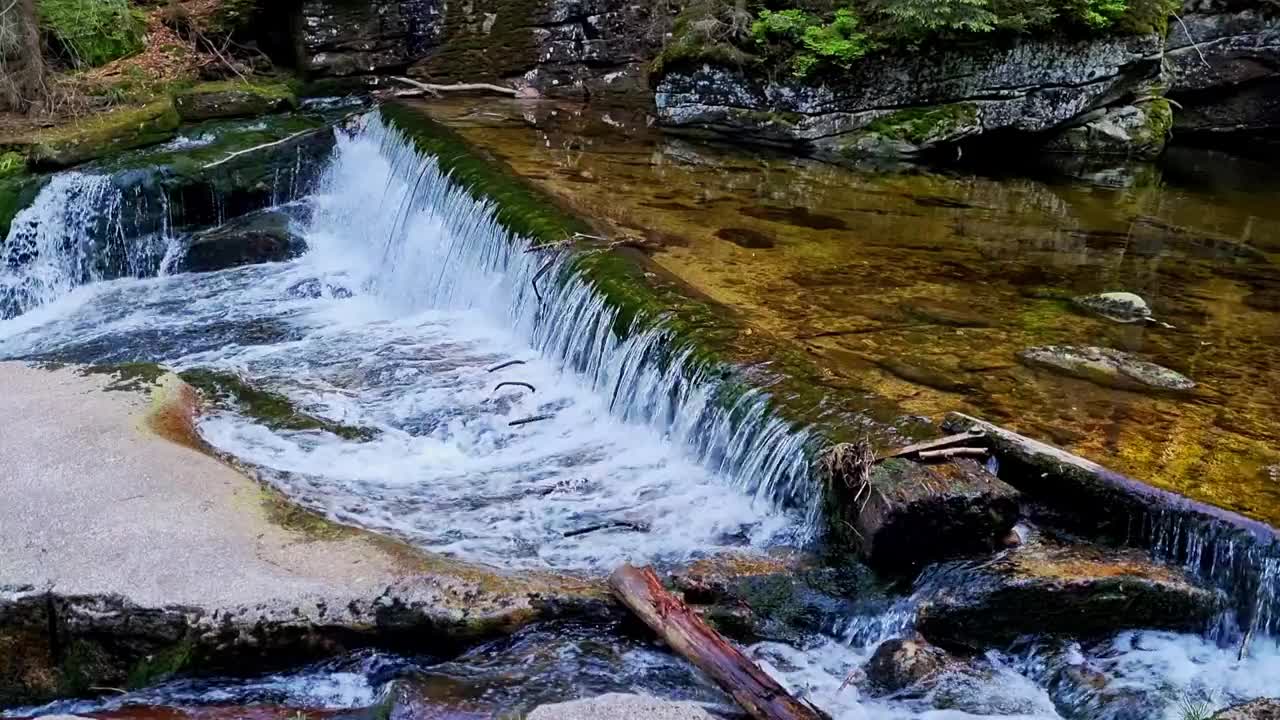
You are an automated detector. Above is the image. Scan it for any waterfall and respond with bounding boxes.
[0,172,174,319]
[307,112,823,531]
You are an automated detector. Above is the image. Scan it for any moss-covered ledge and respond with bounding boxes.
[379,101,924,508]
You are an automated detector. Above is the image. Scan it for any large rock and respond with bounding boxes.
[527,694,716,720]
[293,0,670,100]
[176,208,308,273]
[655,33,1165,159]
[1072,291,1153,323]
[173,81,298,122]
[1214,699,1280,719]
[1043,100,1173,158]
[1018,345,1196,393]
[914,536,1225,649]
[825,455,1021,574]
[1168,0,1280,134]
[0,363,607,706]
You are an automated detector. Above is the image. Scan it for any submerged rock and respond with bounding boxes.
[1018,345,1196,393]
[826,456,1020,574]
[527,694,715,720]
[1214,699,1280,719]
[915,536,1225,649]
[176,209,308,273]
[1071,291,1153,323]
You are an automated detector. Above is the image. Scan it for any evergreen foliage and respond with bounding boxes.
[38,0,146,68]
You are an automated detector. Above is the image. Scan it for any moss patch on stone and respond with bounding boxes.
[80,362,169,392]
[179,368,378,442]
[172,80,299,122]
[21,100,181,169]
[865,104,980,146]
[125,635,195,689]
[0,172,46,239]
[260,485,361,542]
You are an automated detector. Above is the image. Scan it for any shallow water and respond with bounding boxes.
[425,99,1280,529]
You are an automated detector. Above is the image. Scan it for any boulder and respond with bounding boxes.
[1044,100,1173,158]
[175,209,307,273]
[915,536,1225,649]
[863,634,952,694]
[23,101,180,169]
[1214,699,1280,719]
[173,81,298,122]
[1168,0,1280,134]
[825,455,1021,574]
[1071,292,1153,323]
[655,33,1165,159]
[526,694,715,720]
[1018,345,1196,393]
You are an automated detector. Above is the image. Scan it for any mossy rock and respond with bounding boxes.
[26,101,181,169]
[0,172,46,239]
[179,368,378,441]
[837,103,981,158]
[38,0,145,68]
[173,81,299,122]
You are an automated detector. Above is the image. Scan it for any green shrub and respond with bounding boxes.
[752,6,873,77]
[39,0,146,68]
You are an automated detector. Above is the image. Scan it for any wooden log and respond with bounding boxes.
[609,564,828,720]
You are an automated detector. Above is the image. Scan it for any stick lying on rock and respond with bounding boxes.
[609,564,829,720]
[391,75,518,97]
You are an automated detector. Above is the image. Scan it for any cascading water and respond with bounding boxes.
[0,172,175,319]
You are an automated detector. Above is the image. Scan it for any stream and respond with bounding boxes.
[2,108,1278,719]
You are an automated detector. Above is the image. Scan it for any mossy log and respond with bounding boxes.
[609,564,827,720]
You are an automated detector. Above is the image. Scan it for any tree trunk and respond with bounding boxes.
[608,564,829,720]
[0,0,46,113]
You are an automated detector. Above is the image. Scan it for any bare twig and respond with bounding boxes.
[202,129,317,168]
[917,447,989,461]
[509,414,555,427]
[879,430,986,462]
[487,359,527,373]
[1172,13,1213,70]
[531,258,555,303]
[390,76,517,97]
[493,381,536,394]
[89,686,128,695]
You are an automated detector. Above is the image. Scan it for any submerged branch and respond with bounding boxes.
[487,360,527,373]
[563,520,649,538]
[509,414,554,427]
[493,381,537,394]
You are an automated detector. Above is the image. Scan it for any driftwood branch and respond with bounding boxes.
[487,359,527,373]
[494,381,536,394]
[531,258,555,303]
[917,447,988,461]
[610,564,829,720]
[390,76,517,97]
[202,129,316,169]
[878,430,987,462]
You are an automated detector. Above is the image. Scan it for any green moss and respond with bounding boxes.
[26,101,181,169]
[1138,97,1173,145]
[0,173,46,239]
[39,0,145,68]
[260,486,359,542]
[0,152,24,178]
[172,80,299,122]
[864,103,980,146]
[178,368,378,442]
[80,362,169,392]
[125,636,195,689]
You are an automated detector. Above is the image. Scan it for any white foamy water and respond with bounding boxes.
[0,116,808,569]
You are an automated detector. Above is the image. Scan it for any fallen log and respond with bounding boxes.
[609,564,829,720]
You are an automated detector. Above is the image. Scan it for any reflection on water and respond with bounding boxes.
[426,99,1280,528]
